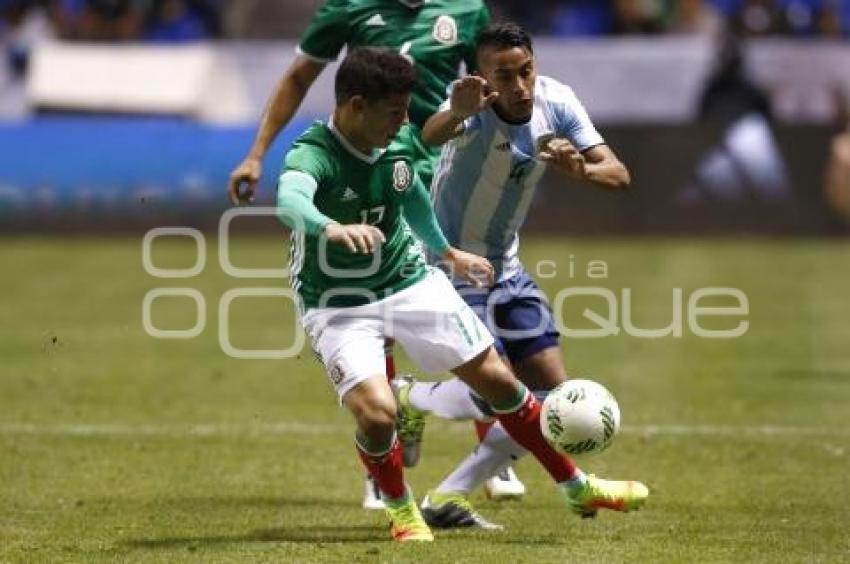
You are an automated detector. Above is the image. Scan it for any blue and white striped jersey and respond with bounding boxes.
[432,75,604,281]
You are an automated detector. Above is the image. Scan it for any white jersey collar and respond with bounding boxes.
[327,116,385,164]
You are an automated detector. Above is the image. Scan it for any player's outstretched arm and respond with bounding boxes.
[540,140,630,191]
[229,56,326,205]
[276,170,334,235]
[421,76,498,146]
[276,171,385,254]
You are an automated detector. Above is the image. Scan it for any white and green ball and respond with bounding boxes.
[540,379,620,455]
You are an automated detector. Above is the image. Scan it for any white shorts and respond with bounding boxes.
[301,268,494,402]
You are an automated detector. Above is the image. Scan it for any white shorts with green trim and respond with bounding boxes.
[301,268,494,402]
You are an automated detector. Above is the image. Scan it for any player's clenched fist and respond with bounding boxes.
[323,223,386,254]
[449,76,499,121]
[229,156,262,205]
[539,138,587,179]
[442,247,495,288]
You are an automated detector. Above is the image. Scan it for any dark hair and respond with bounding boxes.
[476,22,534,56]
[335,47,418,105]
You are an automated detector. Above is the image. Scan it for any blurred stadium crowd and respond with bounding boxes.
[1,0,848,47]
[2,0,847,86]
[505,0,849,37]
[1,0,848,228]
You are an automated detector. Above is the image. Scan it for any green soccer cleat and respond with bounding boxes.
[562,474,649,518]
[391,374,427,467]
[421,490,503,530]
[385,493,434,542]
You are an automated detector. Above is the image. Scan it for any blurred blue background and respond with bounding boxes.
[2,0,849,232]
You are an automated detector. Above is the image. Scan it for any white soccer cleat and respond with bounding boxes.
[362,475,385,510]
[483,466,526,500]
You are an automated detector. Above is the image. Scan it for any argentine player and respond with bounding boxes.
[276,46,628,543]
[390,23,648,528]
[226,0,525,508]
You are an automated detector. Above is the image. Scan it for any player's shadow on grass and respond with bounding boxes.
[123,495,357,511]
[775,368,850,381]
[121,495,389,547]
[125,525,388,548]
[125,527,572,549]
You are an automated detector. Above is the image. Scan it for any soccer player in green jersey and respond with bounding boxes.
[229,0,490,201]
[275,46,645,543]
[229,0,526,507]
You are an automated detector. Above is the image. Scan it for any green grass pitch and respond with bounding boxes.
[1,234,849,562]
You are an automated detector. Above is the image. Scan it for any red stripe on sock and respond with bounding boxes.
[356,439,406,499]
[384,339,396,381]
[495,392,578,483]
[474,420,494,442]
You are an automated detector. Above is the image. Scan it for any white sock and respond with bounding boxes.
[435,423,528,494]
[408,377,487,420]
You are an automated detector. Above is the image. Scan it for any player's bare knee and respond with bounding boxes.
[358,414,396,443]
[371,403,397,432]
[353,397,396,437]
[453,346,517,397]
[477,348,515,385]
[454,346,491,377]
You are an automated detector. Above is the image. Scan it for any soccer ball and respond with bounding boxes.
[540,379,620,456]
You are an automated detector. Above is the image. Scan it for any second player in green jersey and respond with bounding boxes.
[230,0,489,203]
[300,0,489,127]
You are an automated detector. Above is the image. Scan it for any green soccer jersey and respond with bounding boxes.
[283,121,432,310]
[299,0,490,129]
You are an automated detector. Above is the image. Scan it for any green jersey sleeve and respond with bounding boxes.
[277,144,335,236]
[298,0,350,63]
[277,171,333,236]
[401,171,450,255]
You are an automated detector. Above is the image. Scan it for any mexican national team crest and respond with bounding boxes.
[328,360,345,386]
[433,15,458,45]
[393,160,412,192]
